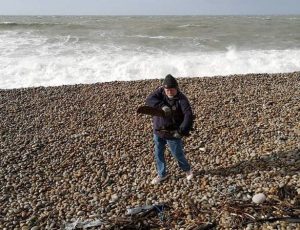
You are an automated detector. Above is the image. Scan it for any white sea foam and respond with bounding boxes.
[1,44,300,89]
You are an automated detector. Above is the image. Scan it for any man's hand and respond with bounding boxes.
[162,106,172,117]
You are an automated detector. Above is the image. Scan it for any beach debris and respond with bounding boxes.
[126,204,167,217]
[65,219,102,230]
[126,205,154,215]
[252,193,266,204]
[277,185,297,200]
[110,204,168,229]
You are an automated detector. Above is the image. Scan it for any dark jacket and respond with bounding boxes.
[146,87,194,139]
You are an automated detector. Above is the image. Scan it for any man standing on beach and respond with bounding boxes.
[146,74,194,184]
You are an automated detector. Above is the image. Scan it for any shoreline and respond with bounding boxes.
[1,72,299,229]
[1,71,300,91]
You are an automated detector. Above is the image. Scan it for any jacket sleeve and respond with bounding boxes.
[145,87,165,108]
[179,94,194,135]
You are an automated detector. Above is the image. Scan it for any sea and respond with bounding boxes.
[1,15,300,89]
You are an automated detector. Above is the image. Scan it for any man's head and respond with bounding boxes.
[163,74,178,98]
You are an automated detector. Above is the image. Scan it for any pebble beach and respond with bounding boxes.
[0,72,299,229]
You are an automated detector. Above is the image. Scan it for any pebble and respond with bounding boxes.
[252,193,266,204]
[77,211,85,216]
[110,194,119,202]
[30,227,39,230]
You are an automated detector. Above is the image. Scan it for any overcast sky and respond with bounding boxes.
[0,0,300,15]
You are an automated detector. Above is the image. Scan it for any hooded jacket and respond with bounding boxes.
[146,87,194,139]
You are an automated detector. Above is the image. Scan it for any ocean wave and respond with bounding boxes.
[0,22,87,30]
[1,22,17,24]
[1,47,300,89]
[128,35,176,39]
[178,24,204,28]
[0,21,60,26]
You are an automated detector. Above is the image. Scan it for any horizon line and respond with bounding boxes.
[1,13,300,16]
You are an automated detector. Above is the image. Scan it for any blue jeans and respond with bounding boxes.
[153,134,191,178]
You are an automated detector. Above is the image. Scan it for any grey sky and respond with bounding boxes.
[0,0,300,15]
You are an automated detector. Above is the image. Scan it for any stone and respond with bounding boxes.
[110,194,119,202]
[30,227,39,230]
[252,193,266,204]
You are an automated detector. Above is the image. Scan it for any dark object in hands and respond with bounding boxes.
[137,105,166,117]
[137,105,181,117]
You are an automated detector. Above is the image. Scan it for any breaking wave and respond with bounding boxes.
[1,45,300,89]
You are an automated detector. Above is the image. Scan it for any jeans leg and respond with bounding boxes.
[153,134,167,177]
[167,138,191,172]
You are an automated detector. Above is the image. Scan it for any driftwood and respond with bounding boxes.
[245,217,300,224]
[109,204,168,230]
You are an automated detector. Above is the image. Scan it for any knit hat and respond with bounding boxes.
[163,74,178,89]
